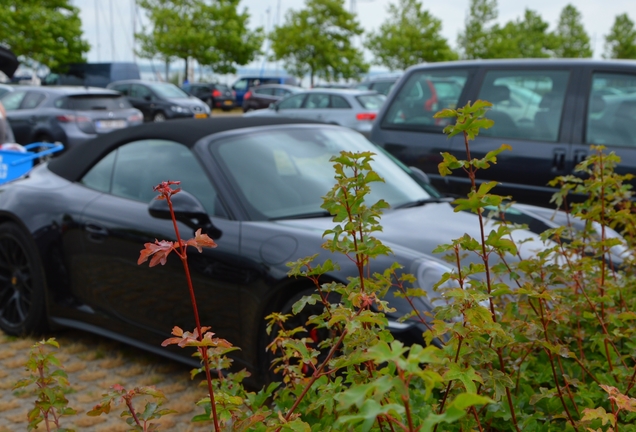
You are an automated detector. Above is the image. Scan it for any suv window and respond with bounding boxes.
[111,84,130,96]
[1,91,27,111]
[278,94,305,109]
[131,84,152,99]
[81,139,226,218]
[381,70,468,130]
[304,93,330,109]
[21,92,46,109]
[254,87,275,96]
[586,72,636,148]
[478,70,570,142]
[331,95,351,108]
[371,81,395,96]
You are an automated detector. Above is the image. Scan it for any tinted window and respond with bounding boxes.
[304,93,330,108]
[214,84,230,92]
[371,81,396,95]
[356,94,385,110]
[111,84,130,96]
[68,95,132,110]
[382,70,468,130]
[213,127,429,220]
[278,94,305,109]
[131,84,152,99]
[274,88,291,97]
[1,91,27,111]
[586,72,636,148]
[331,95,351,108]
[148,83,189,98]
[233,79,248,91]
[21,92,46,109]
[82,140,225,217]
[478,70,570,142]
[254,87,275,96]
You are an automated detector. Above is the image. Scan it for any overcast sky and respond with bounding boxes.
[74,0,635,65]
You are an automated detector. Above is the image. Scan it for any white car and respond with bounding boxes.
[244,89,385,137]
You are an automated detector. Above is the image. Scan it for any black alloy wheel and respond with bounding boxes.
[0,223,47,335]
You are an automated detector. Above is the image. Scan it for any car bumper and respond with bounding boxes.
[214,99,236,109]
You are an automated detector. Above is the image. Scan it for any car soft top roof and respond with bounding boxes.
[48,117,322,182]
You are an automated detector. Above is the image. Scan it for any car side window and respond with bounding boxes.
[586,72,636,148]
[131,84,152,99]
[21,92,46,109]
[111,84,130,96]
[255,88,275,96]
[81,140,227,218]
[274,88,290,97]
[278,94,305,109]
[477,70,570,142]
[331,95,351,108]
[304,93,330,109]
[381,70,468,130]
[1,91,27,111]
[233,79,248,91]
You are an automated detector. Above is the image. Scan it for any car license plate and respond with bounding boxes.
[223,100,233,106]
[194,113,208,119]
[95,120,127,129]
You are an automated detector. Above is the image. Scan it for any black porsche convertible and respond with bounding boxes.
[0,117,565,383]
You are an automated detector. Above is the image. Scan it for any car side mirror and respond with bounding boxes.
[148,190,222,239]
[409,166,431,185]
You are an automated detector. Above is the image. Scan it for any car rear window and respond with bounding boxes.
[215,84,230,91]
[356,94,386,110]
[64,95,132,110]
[381,70,468,130]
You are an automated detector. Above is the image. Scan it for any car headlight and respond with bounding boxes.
[414,259,460,310]
[170,105,190,113]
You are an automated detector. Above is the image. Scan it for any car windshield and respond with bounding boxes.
[68,95,132,110]
[148,83,189,99]
[356,94,386,109]
[213,126,430,220]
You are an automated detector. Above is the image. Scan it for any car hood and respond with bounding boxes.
[166,97,207,108]
[274,202,549,263]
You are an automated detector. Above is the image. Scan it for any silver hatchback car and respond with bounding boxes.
[243,89,385,137]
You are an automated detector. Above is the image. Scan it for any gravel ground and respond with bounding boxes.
[0,329,214,431]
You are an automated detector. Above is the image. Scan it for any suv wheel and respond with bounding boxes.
[153,112,166,122]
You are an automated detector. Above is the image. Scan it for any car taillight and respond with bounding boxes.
[212,89,222,97]
[244,91,252,100]
[356,112,376,121]
[56,114,91,123]
[128,113,143,123]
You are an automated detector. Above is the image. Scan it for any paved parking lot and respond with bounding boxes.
[0,330,211,431]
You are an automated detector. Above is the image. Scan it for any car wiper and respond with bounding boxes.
[270,211,332,221]
[395,197,454,209]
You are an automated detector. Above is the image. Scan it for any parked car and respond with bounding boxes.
[43,62,141,88]
[0,86,143,150]
[313,83,353,89]
[355,74,402,96]
[371,59,636,207]
[107,80,210,122]
[0,117,564,385]
[242,84,302,112]
[244,89,386,137]
[182,82,236,111]
[232,76,298,105]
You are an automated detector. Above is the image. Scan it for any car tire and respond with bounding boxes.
[153,112,166,122]
[261,287,340,382]
[0,222,48,335]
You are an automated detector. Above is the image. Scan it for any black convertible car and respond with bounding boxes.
[0,117,564,383]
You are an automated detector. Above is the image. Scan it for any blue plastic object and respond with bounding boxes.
[0,142,64,185]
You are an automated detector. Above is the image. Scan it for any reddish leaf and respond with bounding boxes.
[184,229,217,253]
[138,240,175,267]
[153,181,181,200]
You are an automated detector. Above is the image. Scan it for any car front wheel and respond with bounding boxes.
[0,222,48,335]
[153,112,167,122]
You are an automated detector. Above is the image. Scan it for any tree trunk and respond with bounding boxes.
[164,59,169,82]
[184,57,189,84]
[310,69,314,88]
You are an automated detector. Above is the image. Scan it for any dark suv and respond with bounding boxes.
[371,59,636,207]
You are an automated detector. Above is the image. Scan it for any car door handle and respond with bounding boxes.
[85,222,109,241]
[552,149,566,172]
[573,150,588,167]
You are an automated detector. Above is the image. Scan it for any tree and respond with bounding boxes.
[136,0,262,80]
[0,0,89,72]
[365,0,457,71]
[269,0,368,86]
[457,0,498,59]
[604,13,636,59]
[498,9,555,58]
[552,4,592,58]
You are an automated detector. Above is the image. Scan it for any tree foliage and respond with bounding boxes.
[552,3,592,58]
[269,0,368,86]
[365,0,457,71]
[492,9,556,58]
[457,0,498,59]
[0,0,90,72]
[604,13,636,59]
[136,0,263,78]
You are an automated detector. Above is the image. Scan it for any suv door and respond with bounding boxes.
[372,67,475,190]
[301,93,331,121]
[577,67,636,191]
[129,84,154,121]
[449,67,576,204]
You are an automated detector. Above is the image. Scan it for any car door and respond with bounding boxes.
[323,94,352,126]
[301,93,331,122]
[76,139,243,348]
[275,93,306,117]
[129,84,154,121]
[252,87,277,109]
[576,67,636,191]
[372,67,476,190]
[449,67,577,204]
